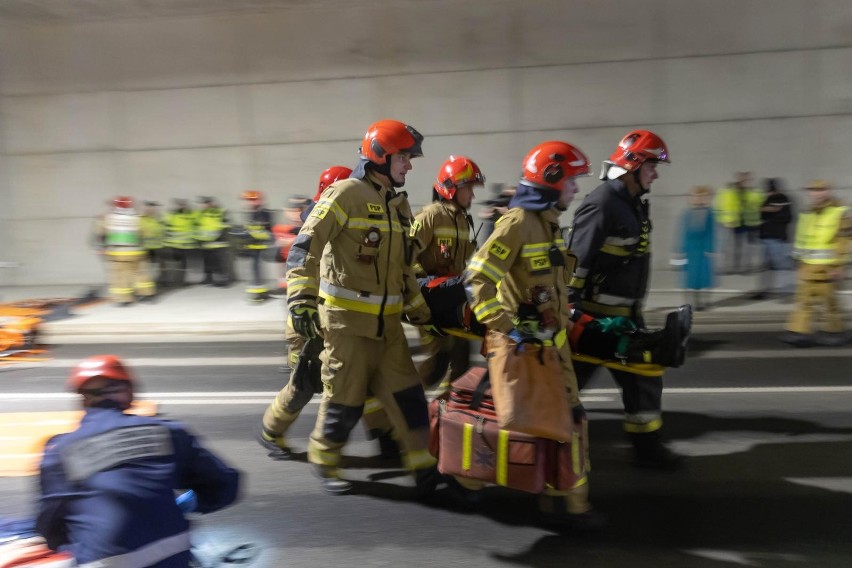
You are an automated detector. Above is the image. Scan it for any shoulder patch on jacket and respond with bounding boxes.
[310,204,329,220]
[367,203,384,214]
[489,240,511,260]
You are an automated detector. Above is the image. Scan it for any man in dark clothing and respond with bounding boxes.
[752,178,794,299]
[568,129,688,472]
[37,355,240,567]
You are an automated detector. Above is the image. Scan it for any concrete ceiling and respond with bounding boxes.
[0,0,381,22]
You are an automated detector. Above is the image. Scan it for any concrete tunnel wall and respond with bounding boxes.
[1,0,851,287]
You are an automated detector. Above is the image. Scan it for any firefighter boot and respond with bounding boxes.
[256,426,292,460]
[624,305,692,367]
[375,430,402,461]
[629,431,685,471]
[537,495,607,532]
[412,464,442,500]
[312,465,353,496]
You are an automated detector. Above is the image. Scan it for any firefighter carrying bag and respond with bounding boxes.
[430,367,548,494]
[485,330,572,442]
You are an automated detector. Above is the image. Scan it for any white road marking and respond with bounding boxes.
[3,386,852,406]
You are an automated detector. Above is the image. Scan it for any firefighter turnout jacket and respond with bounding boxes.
[410,200,477,277]
[466,206,574,341]
[792,201,851,269]
[286,173,432,337]
[568,179,651,319]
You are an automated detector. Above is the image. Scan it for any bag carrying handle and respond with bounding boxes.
[469,370,491,411]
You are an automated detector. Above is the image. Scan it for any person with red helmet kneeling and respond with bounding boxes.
[465,141,604,529]
[36,355,240,567]
[568,130,690,471]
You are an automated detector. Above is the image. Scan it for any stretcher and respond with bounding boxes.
[442,327,666,377]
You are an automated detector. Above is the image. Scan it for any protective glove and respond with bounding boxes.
[290,304,321,339]
[506,328,530,352]
[175,490,197,514]
[592,316,637,335]
[422,323,447,337]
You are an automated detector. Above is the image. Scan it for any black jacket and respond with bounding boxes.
[567,179,651,316]
[759,192,793,241]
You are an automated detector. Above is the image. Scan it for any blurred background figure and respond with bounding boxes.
[195,196,231,287]
[714,171,763,274]
[240,190,274,303]
[162,198,197,288]
[752,178,794,299]
[781,180,851,348]
[477,183,516,241]
[671,185,716,311]
[270,195,311,295]
[140,201,165,287]
[95,197,155,306]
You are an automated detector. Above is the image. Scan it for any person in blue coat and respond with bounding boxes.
[36,355,240,567]
[671,185,716,310]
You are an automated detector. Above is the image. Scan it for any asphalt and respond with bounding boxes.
[1,268,850,344]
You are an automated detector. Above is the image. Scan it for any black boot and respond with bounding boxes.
[624,305,693,367]
[412,465,442,499]
[312,465,353,495]
[629,431,685,471]
[537,495,607,532]
[256,426,292,460]
[377,431,401,461]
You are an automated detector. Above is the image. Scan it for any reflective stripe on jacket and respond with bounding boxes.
[104,211,144,254]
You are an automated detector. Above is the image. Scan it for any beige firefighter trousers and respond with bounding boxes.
[307,317,435,472]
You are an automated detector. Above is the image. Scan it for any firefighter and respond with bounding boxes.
[140,201,165,286]
[195,196,231,287]
[37,355,239,566]
[286,119,439,495]
[96,197,156,306]
[271,195,312,294]
[781,180,851,347]
[410,155,483,390]
[465,140,603,528]
[162,198,197,288]
[568,129,688,471]
[240,190,274,302]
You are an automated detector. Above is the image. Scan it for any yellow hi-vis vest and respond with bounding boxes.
[164,212,197,249]
[195,208,229,249]
[714,187,764,228]
[793,205,848,264]
[140,215,164,250]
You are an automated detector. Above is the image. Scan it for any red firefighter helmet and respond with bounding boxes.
[314,165,353,202]
[113,196,133,209]
[608,129,670,172]
[521,141,591,192]
[433,156,485,200]
[67,354,134,393]
[359,120,424,165]
[241,190,263,202]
